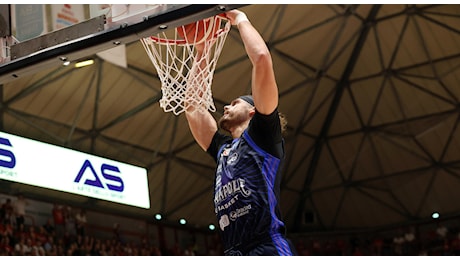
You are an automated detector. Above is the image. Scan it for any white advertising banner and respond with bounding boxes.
[50,4,86,31]
[0,131,150,209]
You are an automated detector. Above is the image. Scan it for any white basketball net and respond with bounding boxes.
[140,16,231,115]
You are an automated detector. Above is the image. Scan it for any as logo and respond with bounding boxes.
[0,137,16,169]
[74,159,124,192]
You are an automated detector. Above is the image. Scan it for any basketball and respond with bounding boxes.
[177,17,222,44]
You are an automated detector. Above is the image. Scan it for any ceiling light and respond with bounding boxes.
[155,213,162,220]
[179,218,186,225]
[208,224,215,231]
[75,59,94,68]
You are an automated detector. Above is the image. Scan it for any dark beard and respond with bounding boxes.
[218,116,231,132]
[218,111,248,133]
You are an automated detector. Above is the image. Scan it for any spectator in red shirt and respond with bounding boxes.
[1,198,14,225]
[52,204,65,237]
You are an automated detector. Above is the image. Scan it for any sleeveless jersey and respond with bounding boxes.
[207,109,294,255]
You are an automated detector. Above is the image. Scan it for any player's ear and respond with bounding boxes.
[248,107,256,118]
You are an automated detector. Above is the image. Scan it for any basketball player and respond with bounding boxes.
[185,9,297,256]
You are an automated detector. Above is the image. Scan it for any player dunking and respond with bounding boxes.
[185,9,297,256]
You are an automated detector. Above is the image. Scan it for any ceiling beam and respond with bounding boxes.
[293,5,382,231]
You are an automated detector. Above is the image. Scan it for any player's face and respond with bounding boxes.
[218,98,252,132]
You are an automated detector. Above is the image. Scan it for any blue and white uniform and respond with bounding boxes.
[207,108,296,256]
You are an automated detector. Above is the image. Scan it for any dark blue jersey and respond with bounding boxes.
[207,109,295,255]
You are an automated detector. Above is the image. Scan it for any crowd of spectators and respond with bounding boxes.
[2,194,460,256]
[293,222,460,256]
[0,195,166,256]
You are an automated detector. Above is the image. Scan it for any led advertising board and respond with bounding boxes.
[0,131,150,209]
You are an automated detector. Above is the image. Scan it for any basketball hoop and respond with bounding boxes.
[140,15,231,115]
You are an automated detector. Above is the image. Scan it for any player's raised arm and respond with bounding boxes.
[184,42,218,151]
[225,9,279,115]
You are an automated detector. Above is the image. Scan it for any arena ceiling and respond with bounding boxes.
[1,4,460,235]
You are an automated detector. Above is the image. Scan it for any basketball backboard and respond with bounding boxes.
[0,4,245,84]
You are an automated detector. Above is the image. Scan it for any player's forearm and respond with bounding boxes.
[236,16,271,67]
